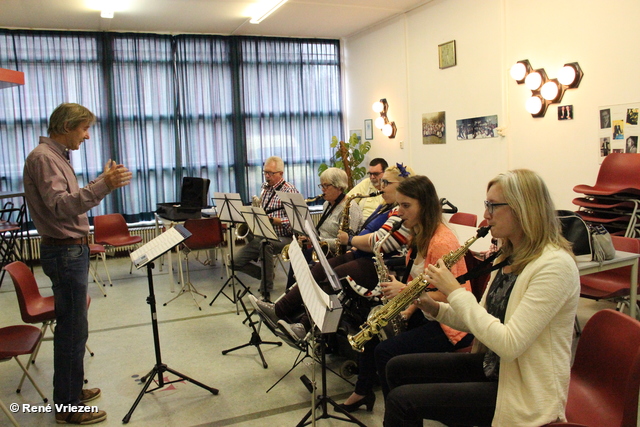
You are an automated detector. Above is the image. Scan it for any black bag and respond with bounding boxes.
[557,210,615,261]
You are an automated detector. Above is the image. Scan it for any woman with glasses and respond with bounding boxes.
[339,174,473,413]
[384,169,580,427]
[283,167,363,288]
[250,164,414,343]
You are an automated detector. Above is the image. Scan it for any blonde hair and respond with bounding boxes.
[385,163,416,182]
[488,169,572,274]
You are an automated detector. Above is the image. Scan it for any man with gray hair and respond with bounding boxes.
[231,156,299,301]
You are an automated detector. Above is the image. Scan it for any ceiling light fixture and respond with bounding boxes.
[250,0,288,24]
[101,9,114,18]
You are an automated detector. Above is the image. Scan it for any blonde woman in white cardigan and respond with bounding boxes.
[384,169,580,427]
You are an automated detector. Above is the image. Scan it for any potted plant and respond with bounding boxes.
[318,133,371,190]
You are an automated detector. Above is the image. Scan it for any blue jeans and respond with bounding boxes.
[40,244,90,406]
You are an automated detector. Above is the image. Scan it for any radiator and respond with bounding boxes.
[24,226,158,261]
[24,213,322,261]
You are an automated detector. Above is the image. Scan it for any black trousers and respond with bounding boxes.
[384,352,497,427]
[374,316,474,398]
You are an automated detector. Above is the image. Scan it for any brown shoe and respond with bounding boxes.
[79,388,101,403]
[55,403,107,424]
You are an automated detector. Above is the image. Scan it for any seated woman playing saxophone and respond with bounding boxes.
[338,175,473,413]
[284,167,364,289]
[385,169,580,427]
[249,163,414,342]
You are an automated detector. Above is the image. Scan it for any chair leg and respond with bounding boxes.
[0,397,20,427]
[99,252,112,287]
[574,315,582,337]
[163,252,206,310]
[14,356,48,403]
[89,258,107,297]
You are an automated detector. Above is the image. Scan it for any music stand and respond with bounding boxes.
[288,234,364,427]
[277,191,312,237]
[123,225,218,424]
[240,206,280,299]
[210,192,249,310]
[221,206,282,365]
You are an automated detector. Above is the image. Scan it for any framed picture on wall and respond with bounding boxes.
[438,40,456,69]
[364,119,373,140]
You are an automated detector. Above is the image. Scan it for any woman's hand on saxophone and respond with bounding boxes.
[380,276,405,300]
[413,291,439,317]
[337,230,349,245]
[425,258,463,297]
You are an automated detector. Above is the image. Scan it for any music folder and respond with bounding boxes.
[288,236,342,334]
[130,224,192,269]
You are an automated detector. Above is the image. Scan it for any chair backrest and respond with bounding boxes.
[3,261,49,324]
[449,212,477,227]
[182,217,224,251]
[565,309,640,426]
[93,213,130,244]
[573,153,640,195]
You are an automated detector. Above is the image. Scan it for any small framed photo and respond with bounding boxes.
[364,119,374,140]
[438,40,456,69]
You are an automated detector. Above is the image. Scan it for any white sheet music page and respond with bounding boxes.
[289,237,341,333]
[130,225,191,269]
[304,220,342,293]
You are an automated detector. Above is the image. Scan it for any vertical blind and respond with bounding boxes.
[0,30,343,222]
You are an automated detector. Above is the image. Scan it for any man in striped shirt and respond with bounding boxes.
[231,156,299,301]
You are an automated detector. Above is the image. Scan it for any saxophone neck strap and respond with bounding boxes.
[455,250,507,284]
[401,246,419,284]
[315,193,344,231]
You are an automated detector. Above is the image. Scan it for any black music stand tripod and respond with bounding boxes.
[221,287,282,368]
[210,193,250,310]
[221,208,282,367]
[123,228,218,423]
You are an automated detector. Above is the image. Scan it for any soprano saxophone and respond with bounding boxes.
[369,219,407,341]
[335,191,382,255]
[348,225,491,352]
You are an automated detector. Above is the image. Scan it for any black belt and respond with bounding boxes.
[41,235,90,246]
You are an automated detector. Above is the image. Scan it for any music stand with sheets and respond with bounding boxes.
[124,225,218,423]
[210,192,249,309]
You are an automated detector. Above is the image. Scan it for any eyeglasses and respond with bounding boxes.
[381,179,398,188]
[368,172,383,177]
[263,171,282,177]
[318,183,333,190]
[484,200,509,214]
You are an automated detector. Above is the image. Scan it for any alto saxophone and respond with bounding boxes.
[335,191,382,255]
[368,219,407,341]
[348,225,491,352]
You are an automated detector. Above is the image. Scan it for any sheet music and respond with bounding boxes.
[277,191,311,236]
[130,225,191,269]
[289,238,342,333]
[304,219,342,293]
[212,192,245,223]
[240,206,279,241]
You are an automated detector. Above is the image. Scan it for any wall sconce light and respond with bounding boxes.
[371,98,397,138]
[510,60,583,117]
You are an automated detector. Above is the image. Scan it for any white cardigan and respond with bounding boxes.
[434,245,580,426]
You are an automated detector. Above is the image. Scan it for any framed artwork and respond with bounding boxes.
[364,119,373,140]
[438,40,456,69]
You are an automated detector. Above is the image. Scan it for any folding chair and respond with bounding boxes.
[93,213,142,277]
[0,324,47,403]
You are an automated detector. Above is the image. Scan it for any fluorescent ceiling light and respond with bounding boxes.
[101,9,114,18]
[250,0,288,24]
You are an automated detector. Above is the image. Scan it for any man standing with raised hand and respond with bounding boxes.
[23,103,132,425]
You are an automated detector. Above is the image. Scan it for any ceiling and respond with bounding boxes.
[0,0,431,39]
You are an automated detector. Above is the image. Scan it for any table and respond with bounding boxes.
[576,251,639,319]
[450,223,639,319]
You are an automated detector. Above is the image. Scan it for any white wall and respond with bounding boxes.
[344,0,640,219]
